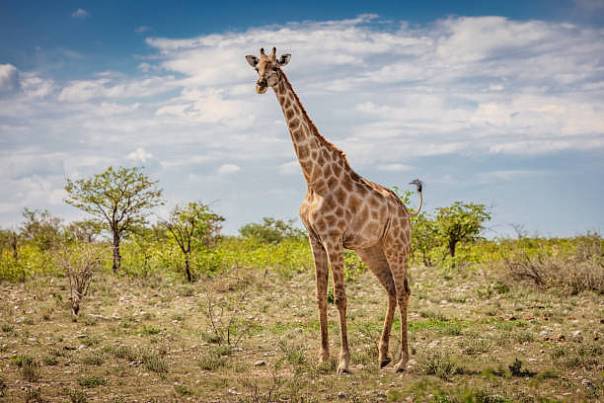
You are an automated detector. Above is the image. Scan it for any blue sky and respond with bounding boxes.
[1,0,603,236]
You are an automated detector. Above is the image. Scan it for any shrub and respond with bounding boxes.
[54,243,104,318]
[419,350,463,381]
[198,347,230,371]
[12,355,40,382]
[502,236,604,295]
[138,347,169,374]
[66,388,87,403]
[78,376,106,388]
[80,353,104,366]
[203,278,252,348]
[43,355,59,366]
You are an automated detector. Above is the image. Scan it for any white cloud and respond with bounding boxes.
[155,88,255,128]
[57,75,176,102]
[278,160,300,175]
[71,8,90,19]
[0,64,19,92]
[217,164,241,174]
[127,147,153,162]
[1,15,604,233]
[377,163,414,172]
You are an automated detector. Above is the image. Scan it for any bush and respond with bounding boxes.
[12,355,40,382]
[419,350,463,381]
[78,376,106,388]
[502,234,604,294]
[66,388,88,403]
[54,243,104,318]
[239,217,305,244]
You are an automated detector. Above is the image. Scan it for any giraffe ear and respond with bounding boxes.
[278,53,291,66]
[245,55,259,67]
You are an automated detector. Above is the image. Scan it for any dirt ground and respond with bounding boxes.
[0,264,602,402]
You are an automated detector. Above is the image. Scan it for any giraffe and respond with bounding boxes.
[245,47,423,374]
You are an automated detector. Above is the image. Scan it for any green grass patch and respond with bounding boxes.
[78,376,107,388]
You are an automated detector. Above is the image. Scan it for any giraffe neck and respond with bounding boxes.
[273,71,351,190]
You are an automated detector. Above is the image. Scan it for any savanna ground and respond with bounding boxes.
[1,236,603,402]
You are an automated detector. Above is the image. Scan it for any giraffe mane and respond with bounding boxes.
[279,71,357,173]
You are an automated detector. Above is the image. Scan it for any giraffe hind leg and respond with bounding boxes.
[383,224,412,373]
[357,244,397,369]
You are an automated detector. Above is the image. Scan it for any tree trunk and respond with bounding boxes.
[448,240,457,258]
[184,252,192,282]
[10,233,18,261]
[112,232,121,273]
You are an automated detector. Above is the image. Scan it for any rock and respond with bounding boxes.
[571,330,583,342]
[337,391,347,399]
[254,360,266,367]
[539,330,550,340]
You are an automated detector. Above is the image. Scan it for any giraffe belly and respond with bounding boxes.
[342,226,385,250]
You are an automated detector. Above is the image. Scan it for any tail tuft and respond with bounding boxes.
[409,178,423,193]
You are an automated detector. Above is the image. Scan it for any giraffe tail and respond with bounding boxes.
[408,179,423,217]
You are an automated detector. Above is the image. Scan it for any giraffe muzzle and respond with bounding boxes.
[256,79,268,94]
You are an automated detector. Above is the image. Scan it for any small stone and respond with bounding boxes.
[571,330,583,342]
[337,391,347,399]
[254,360,266,367]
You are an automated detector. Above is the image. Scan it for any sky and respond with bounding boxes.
[0,0,603,237]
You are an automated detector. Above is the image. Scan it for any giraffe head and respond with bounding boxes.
[245,47,291,94]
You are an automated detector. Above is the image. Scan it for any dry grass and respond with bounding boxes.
[502,235,604,295]
[0,260,602,401]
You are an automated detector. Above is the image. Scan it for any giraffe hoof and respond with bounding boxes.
[394,361,408,373]
[380,357,392,368]
[336,365,351,375]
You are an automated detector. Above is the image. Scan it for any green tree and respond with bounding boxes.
[0,228,20,260]
[411,213,440,267]
[20,208,63,250]
[435,202,491,260]
[163,202,224,282]
[64,219,103,243]
[239,217,305,244]
[65,166,163,272]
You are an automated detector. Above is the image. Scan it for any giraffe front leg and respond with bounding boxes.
[310,236,330,364]
[325,239,350,374]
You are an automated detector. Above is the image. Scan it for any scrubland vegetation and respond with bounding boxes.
[0,166,602,402]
